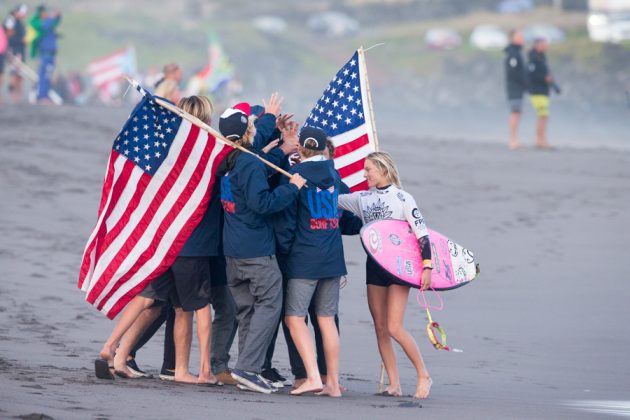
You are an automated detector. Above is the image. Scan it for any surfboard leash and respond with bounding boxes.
[417,288,450,351]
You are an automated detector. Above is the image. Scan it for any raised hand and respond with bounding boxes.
[280,121,300,155]
[262,92,283,117]
[276,113,295,131]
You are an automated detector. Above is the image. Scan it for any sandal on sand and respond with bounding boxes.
[94,359,115,380]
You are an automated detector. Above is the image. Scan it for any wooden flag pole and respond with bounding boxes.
[125,77,292,179]
[358,46,380,152]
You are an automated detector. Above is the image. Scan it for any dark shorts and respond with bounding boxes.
[169,257,212,311]
[509,98,523,113]
[138,270,175,302]
[366,257,401,287]
[138,257,211,311]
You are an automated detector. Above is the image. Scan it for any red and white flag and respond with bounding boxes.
[87,46,137,100]
[304,49,377,191]
[78,84,230,319]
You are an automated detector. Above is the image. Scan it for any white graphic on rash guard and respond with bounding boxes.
[363,198,393,223]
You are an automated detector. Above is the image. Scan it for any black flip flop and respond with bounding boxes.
[94,359,115,380]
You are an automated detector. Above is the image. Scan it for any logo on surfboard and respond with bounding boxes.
[448,239,458,257]
[388,234,401,246]
[368,228,381,253]
[462,248,475,263]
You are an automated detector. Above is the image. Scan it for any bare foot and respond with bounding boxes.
[414,376,432,399]
[290,377,323,396]
[174,371,199,384]
[113,352,142,379]
[293,378,306,390]
[198,371,219,385]
[378,385,402,397]
[98,345,115,366]
[316,383,342,398]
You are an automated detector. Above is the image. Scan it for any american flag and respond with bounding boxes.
[87,46,137,102]
[78,84,231,319]
[304,49,377,191]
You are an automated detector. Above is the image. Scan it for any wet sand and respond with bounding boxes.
[1,104,629,419]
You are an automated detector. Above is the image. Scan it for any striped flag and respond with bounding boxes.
[78,85,231,319]
[87,46,137,100]
[304,49,377,191]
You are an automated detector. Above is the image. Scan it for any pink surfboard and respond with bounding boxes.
[360,220,479,291]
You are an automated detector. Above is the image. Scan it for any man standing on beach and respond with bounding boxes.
[527,38,557,149]
[504,29,528,150]
[33,5,61,104]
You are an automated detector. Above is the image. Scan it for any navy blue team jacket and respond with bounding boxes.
[221,152,299,259]
[180,113,284,257]
[275,159,347,279]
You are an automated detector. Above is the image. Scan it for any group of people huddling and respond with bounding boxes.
[95,91,435,399]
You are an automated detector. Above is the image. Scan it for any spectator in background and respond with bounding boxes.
[527,38,556,150]
[3,4,29,103]
[0,18,7,103]
[504,29,528,150]
[33,5,61,104]
[154,62,182,103]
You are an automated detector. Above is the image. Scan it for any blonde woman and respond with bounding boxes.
[97,96,220,387]
[338,151,433,399]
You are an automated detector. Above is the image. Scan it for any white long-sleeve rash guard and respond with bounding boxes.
[338,185,432,261]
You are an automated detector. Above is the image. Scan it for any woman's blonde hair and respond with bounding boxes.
[366,151,402,188]
[155,79,181,103]
[238,116,257,147]
[177,95,213,125]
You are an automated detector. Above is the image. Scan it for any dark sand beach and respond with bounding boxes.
[1,104,629,419]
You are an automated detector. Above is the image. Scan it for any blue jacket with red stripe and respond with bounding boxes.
[221,151,299,259]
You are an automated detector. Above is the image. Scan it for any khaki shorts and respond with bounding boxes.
[530,95,549,117]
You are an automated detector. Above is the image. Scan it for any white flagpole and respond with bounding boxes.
[358,46,379,152]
